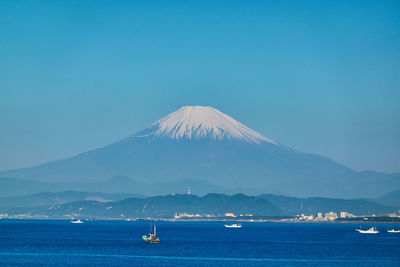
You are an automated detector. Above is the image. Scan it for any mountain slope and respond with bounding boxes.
[0,191,142,207]
[375,189,400,208]
[0,176,243,198]
[258,194,396,216]
[1,106,399,198]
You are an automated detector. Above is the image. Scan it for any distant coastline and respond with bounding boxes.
[0,192,399,223]
[1,216,400,224]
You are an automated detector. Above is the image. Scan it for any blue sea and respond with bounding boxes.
[0,220,399,266]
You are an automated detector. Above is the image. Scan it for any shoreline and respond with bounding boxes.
[1,217,400,224]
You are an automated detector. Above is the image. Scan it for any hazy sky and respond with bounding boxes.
[1,0,399,173]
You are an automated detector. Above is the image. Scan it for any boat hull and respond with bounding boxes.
[355,229,379,234]
[224,224,242,228]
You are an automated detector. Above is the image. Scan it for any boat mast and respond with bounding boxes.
[154,224,156,236]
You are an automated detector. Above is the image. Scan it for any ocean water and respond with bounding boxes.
[0,220,399,266]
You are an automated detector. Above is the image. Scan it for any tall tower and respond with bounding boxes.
[187,187,191,195]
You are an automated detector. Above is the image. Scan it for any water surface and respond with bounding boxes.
[0,220,399,266]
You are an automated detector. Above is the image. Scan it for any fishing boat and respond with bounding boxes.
[70,219,84,224]
[355,227,379,234]
[387,229,400,233]
[142,223,161,243]
[224,223,242,228]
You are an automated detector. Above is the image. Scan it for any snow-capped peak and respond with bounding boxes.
[132,105,277,144]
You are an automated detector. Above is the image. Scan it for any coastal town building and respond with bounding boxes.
[324,212,338,221]
[340,212,356,218]
[297,214,314,221]
[174,213,202,219]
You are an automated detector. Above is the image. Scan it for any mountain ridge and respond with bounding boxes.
[1,105,399,198]
[0,193,395,219]
[0,176,250,198]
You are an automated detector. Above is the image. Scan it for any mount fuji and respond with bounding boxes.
[1,106,399,198]
[132,106,276,144]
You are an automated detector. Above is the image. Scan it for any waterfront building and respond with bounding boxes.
[174,212,202,219]
[324,212,338,221]
[299,214,314,221]
[340,212,356,218]
[313,212,324,221]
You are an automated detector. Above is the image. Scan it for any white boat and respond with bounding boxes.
[355,227,379,234]
[70,219,84,224]
[224,223,242,228]
[387,229,400,233]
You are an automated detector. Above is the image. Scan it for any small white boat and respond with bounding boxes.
[355,227,379,234]
[70,219,84,224]
[224,223,242,228]
[387,229,400,233]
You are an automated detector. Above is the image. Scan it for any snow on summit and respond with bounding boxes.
[133,106,277,144]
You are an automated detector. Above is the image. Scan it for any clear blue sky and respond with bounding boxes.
[1,0,399,173]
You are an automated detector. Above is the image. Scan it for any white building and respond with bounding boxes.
[324,212,338,221]
[174,212,202,219]
[300,214,314,221]
[340,211,356,218]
